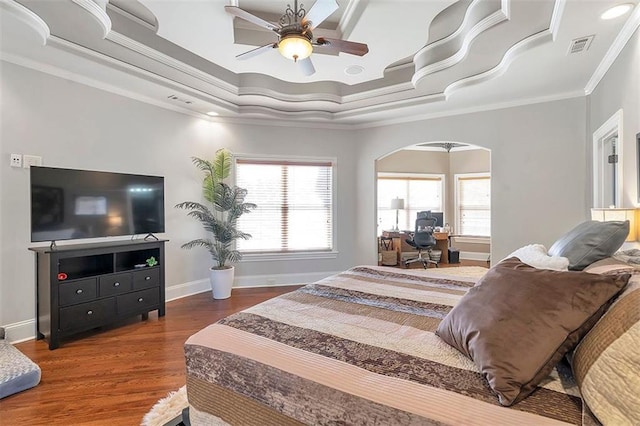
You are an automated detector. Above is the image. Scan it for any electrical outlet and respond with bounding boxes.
[22,155,42,168]
[10,154,22,168]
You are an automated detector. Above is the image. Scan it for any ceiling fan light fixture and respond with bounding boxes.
[278,34,313,62]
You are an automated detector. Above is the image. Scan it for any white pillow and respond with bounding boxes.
[506,244,569,271]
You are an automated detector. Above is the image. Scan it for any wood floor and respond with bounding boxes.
[1,285,301,426]
[1,260,486,425]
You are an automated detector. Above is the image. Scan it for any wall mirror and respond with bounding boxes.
[593,109,623,208]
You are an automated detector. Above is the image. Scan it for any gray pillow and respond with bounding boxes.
[548,220,629,270]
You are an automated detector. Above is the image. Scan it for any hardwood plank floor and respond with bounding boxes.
[1,285,301,426]
[0,260,486,425]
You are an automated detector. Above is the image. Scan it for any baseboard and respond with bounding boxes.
[4,271,340,344]
[460,251,491,262]
[165,278,211,302]
[3,319,37,344]
[233,271,339,288]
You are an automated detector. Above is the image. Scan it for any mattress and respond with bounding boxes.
[184,266,583,425]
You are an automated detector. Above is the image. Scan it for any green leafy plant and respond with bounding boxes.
[175,149,256,269]
[145,256,158,267]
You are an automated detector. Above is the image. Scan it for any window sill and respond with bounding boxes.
[450,235,491,244]
[241,250,339,262]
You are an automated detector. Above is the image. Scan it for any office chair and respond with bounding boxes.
[404,215,439,268]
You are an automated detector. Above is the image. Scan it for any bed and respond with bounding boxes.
[184,263,629,425]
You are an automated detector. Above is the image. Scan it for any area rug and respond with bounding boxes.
[141,386,188,426]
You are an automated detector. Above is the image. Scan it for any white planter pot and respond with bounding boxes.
[209,266,234,299]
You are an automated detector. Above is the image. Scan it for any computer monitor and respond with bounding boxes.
[430,212,444,228]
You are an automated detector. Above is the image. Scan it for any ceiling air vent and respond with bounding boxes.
[167,94,193,105]
[568,35,594,54]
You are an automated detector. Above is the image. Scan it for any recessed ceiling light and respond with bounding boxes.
[345,65,364,75]
[601,3,633,19]
[206,111,219,116]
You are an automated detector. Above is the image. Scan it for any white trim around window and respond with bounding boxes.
[234,153,338,262]
[454,172,491,237]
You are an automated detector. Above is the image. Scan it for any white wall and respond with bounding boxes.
[354,97,589,265]
[0,62,358,338]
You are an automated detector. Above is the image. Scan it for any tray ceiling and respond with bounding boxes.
[1,0,638,126]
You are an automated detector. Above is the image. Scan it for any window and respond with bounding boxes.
[455,173,490,236]
[377,173,444,233]
[235,157,334,254]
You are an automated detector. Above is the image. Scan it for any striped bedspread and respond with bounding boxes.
[184,266,583,425]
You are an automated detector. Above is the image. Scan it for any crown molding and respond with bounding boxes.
[0,51,211,120]
[71,0,111,38]
[549,0,566,40]
[584,4,640,95]
[105,31,239,95]
[0,0,50,45]
[352,90,585,130]
[412,0,507,85]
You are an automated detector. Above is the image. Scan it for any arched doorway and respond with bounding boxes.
[375,141,491,266]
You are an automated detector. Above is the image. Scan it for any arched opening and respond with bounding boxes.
[375,141,491,267]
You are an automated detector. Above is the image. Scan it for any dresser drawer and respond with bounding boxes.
[58,278,97,307]
[117,288,160,315]
[99,272,132,296]
[59,298,116,331]
[132,267,160,290]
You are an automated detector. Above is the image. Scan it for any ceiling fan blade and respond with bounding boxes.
[316,37,369,56]
[236,43,277,60]
[225,6,280,32]
[301,0,339,30]
[298,57,316,76]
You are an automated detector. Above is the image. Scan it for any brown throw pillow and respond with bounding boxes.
[435,257,630,406]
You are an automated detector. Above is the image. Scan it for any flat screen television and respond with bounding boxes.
[30,166,165,242]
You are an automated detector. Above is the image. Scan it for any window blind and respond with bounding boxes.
[236,159,333,252]
[457,176,491,236]
[377,176,443,232]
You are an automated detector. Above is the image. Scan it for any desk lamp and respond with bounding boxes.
[390,198,405,231]
[591,208,639,241]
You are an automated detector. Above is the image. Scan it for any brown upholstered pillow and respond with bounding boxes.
[435,257,630,406]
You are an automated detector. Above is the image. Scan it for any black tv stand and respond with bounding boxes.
[29,239,167,350]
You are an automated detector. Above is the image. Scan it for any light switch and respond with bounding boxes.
[23,155,42,168]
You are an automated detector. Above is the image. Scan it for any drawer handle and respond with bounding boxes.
[76,289,83,294]
[87,310,93,315]
[138,297,144,302]
[114,282,120,287]
[145,276,151,281]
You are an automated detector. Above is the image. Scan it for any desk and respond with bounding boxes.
[381,230,449,266]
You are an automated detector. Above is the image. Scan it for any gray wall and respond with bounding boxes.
[377,150,450,174]
[589,28,639,208]
[354,97,589,265]
[2,28,638,339]
[0,62,358,333]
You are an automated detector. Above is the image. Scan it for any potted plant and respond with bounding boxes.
[175,149,256,299]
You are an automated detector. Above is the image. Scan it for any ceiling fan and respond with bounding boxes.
[225,0,369,76]
[419,142,468,152]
